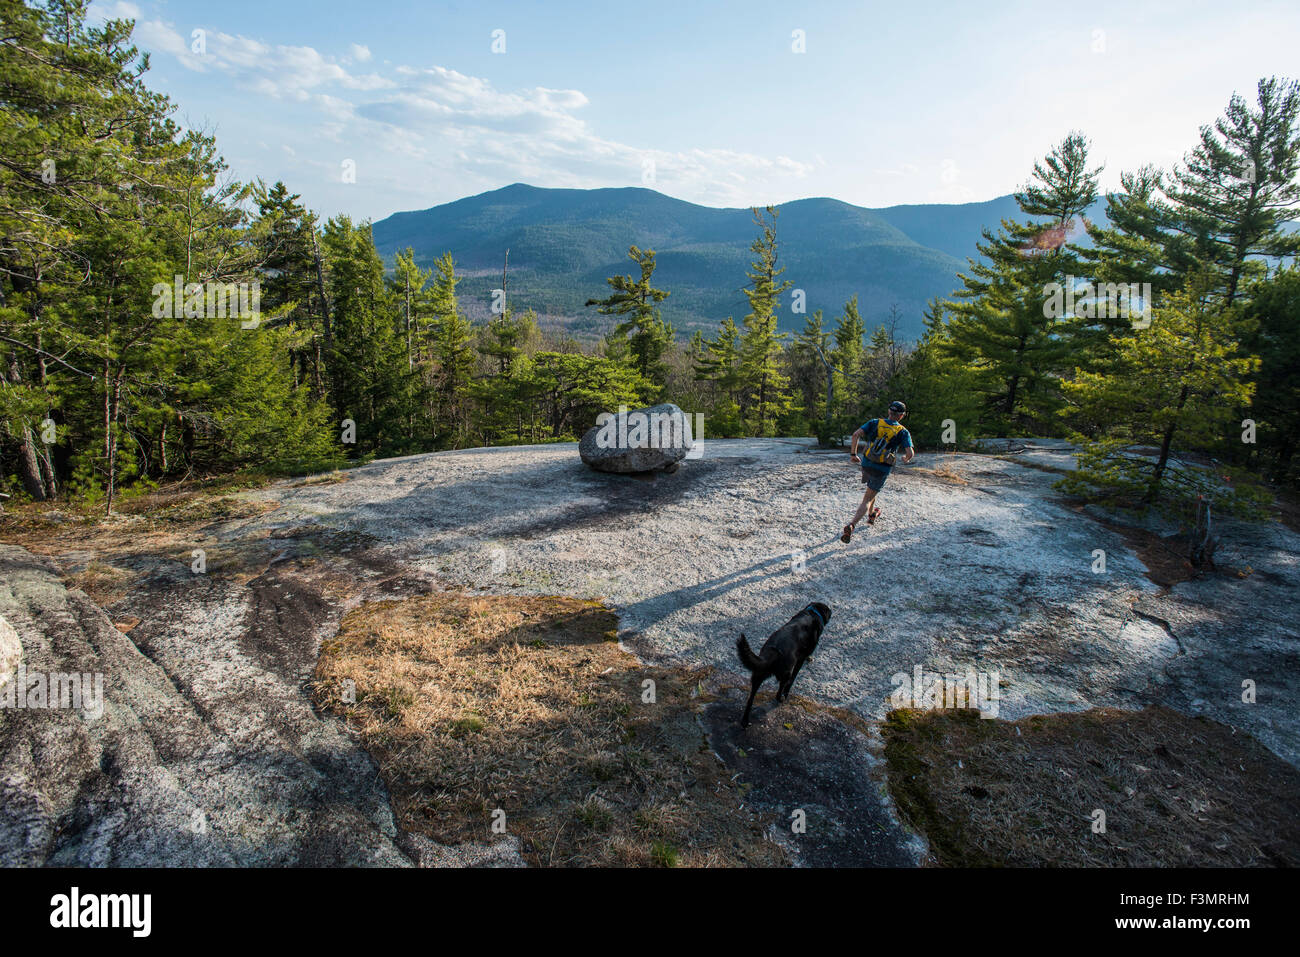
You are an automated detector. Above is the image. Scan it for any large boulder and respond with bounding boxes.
[579,403,694,474]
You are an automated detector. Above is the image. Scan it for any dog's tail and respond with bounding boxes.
[736,634,765,672]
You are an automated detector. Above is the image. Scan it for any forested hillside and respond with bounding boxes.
[371,184,971,339]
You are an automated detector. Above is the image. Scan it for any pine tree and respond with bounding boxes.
[791,309,832,428]
[832,295,865,381]
[888,299,983,448]
[1165,77,1300,305]
[1084,78,1300,310]
[1060,277,1259,509]
[739,206,793,435]
[585,245,672,391]
[1239,267,1300,481]
[391,247,430,372]
[425,253,474,448]
[321,216,410,455]
[694,317,744,435]
[945,134,1102,431]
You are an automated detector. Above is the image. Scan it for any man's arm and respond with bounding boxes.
[900,430,915,464]
[850,428,865,463]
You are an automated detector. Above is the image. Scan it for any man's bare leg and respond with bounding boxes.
[851,488,877,527]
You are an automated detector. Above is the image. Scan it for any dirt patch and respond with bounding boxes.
[312,592,790,867]
[1067,507,1199,587]
[882,706,1300,867]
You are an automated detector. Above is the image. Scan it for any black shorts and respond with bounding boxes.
[861,465,890,492]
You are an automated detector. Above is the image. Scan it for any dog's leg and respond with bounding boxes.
[741,675,762,727]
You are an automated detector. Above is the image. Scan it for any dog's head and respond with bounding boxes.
[806,602,831,626]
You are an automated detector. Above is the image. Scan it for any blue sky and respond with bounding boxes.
[89,0,1300,222]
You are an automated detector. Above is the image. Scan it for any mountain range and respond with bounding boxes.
[371,183,1108,342]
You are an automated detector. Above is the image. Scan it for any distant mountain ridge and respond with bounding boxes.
[371,183,1107,341]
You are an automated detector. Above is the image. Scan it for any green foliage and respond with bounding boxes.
[944,133,1102,432]
[739,207,794,436]
[585,245,672,393]
[1238,267,1300,482]
[1059,282,1261,511]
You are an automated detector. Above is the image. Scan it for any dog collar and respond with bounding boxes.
[805,605,825,628]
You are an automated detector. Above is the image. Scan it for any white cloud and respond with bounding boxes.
[126,22,814,209]
[350,67,811,207]
[126,19,393,97]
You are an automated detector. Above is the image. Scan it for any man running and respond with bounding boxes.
[842,400,914,543]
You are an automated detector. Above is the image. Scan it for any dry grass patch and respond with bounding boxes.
[910,459,969,486]
[312,592,788,867]
[883,705,1300,867]
[0,491,288,607]
[66,560,140,606]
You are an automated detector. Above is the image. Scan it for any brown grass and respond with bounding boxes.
[312,592,789,867]
[0,493,284,602]
[910,461,969,485]
[883,705,1300,867]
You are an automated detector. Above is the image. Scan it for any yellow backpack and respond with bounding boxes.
[866,419,906,465]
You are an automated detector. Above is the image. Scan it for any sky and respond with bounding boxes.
[87,0,1300,222]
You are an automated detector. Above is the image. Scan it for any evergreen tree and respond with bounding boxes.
[1060,278,1259,510]
[585,245,672,392]
[1239,267,1300,481]
[739,206,793,435]
[791,309,832,429]
[321,216,410,455]
[694,317,744,436]
[425,253,474,448]
[1165,77,1300,305]
[945,134,1102,431]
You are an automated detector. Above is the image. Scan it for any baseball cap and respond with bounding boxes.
[888,400,907,414]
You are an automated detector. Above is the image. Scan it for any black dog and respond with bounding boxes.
[735,602,831,727]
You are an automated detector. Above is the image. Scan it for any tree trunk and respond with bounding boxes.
[16,428,46,500]
[34,324,57,498]
[404,272,413,372]
[1147,383,1190,504]
[4,350,47,500]
[103,359,117,515]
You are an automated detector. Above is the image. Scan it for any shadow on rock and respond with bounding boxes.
[702,689,921,867]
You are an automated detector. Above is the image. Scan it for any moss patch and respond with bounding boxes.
[883,705,1300,867]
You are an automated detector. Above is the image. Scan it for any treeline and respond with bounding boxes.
[2,2,1297,518]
